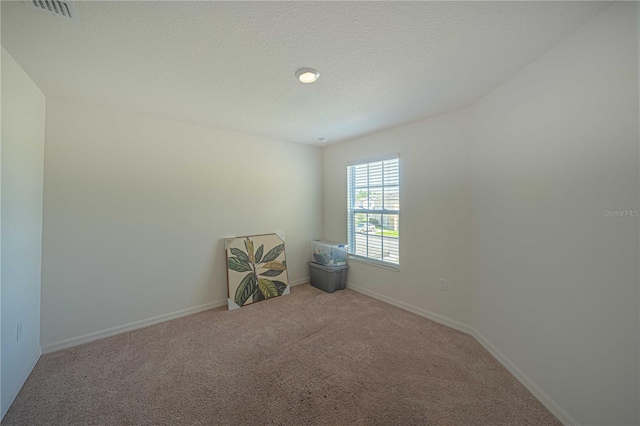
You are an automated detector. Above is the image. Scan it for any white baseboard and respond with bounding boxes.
[345,281,577,426]
[42,277,310,355]
[471,329,579,426]
[290,277,309,286]
[41,299,227,354]
[346,282,474,334]
[36,278,575,425]
[1,346,42,420]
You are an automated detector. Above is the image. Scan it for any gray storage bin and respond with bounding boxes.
[309,262,348,293]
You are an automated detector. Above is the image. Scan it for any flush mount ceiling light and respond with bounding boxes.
[317,137,328,143]
[296,68,319,84]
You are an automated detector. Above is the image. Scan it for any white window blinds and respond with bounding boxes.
[347,156,400,265]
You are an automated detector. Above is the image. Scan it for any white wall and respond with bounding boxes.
[3,2,637,424]
[41,98,322,347]
[1,28,3,412]
[323,109,473,327]
[1,47,45,418]
[323,3,639,424]
[470,3,639,425]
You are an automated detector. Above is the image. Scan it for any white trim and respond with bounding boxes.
[41,277,310,355]
[289,277,309,286]
[1,346,41,420]
[348,255,400,271]
[41,300,227,354]
[9,279,575,426]
[345,282,578,426]
[346,282,472,334]
[471,329,579,426]
[347,153,399,166]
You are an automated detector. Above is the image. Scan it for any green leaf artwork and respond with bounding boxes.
[255,244,264,264]
[261,244,285,263]
[259,269,284,277]
[228,257,252,273]
[257,278,279,298]
[225,234,289,309]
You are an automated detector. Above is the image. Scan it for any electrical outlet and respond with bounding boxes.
[17,321,23,340]
[440,279,448,291]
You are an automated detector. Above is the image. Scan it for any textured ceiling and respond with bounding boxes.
[1,1,610,146]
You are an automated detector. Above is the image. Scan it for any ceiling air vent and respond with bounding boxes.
[24,0,80,24]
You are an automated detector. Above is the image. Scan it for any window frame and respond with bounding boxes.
[346,154,400,271]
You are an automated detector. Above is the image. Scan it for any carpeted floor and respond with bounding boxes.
[3,284,560,425]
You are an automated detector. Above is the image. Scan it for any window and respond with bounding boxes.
[347,155,399,267]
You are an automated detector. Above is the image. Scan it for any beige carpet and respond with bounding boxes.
[3,284,559,425]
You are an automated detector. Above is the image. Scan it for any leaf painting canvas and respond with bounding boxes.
[225,233,289,310]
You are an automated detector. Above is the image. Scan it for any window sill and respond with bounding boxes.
[348,255,400,271]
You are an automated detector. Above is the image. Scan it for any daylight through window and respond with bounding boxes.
[347,156,399,265]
